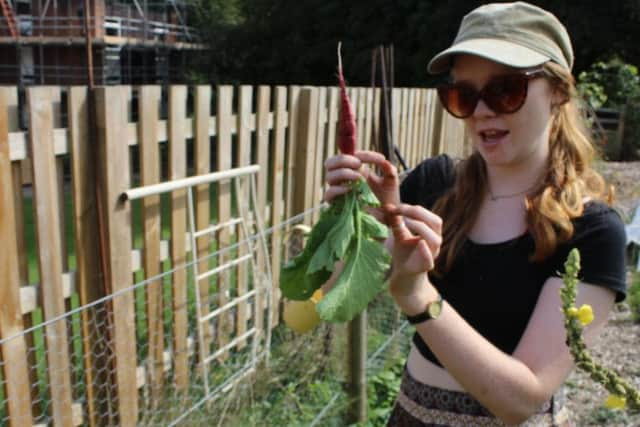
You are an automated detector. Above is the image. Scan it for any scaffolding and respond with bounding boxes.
[0,0,202,86]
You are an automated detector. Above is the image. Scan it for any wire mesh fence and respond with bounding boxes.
[0,213,409,426]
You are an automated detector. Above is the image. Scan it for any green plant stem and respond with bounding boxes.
[560,248,640,410]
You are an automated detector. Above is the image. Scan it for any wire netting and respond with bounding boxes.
[0,199,411,426]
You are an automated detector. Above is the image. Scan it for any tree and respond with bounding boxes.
[190,0,640,87]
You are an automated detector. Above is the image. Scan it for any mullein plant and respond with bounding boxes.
[560,248,640,411]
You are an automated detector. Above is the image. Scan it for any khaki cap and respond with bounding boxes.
[428,2,573,74]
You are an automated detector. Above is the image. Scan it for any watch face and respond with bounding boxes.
[428,300,442,319]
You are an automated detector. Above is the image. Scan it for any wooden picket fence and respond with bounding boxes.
[0,84,468,426]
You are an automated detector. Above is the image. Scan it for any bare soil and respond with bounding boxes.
[563,161,640,426]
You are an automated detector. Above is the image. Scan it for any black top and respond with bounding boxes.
[400,154,628,367]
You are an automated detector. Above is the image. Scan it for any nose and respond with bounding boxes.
[471,98,496,119]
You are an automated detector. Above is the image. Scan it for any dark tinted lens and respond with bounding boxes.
[483,74,528,114]
[438,83,478,118]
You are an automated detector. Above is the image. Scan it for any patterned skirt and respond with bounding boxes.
[387,367,573,427]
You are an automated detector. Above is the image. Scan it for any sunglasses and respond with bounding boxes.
[436,69,546,119]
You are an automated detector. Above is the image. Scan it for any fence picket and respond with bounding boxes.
[270,86,287,326]
[28,87,75,427]
[168,85,189,390]
[430,100,445,157]
[325,87,339,157]
[0,89,34,427]
[284,85,300,237]
[371,88,382,156]
[95,86,138,426]
[139,85,164,404]
[255,86,271,337]
[392,89,401,165]
[236,85,252,349]
[216,86,234,360]
[194,85,213,362]
[292,88,318,221]
[407,89,418,167]
[0,86,39,421]
[68,86,109,427]
[311,87,327,223]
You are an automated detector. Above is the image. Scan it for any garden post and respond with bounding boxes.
[348,311,368,423]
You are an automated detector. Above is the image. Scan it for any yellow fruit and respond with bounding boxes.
[283,289,324,334]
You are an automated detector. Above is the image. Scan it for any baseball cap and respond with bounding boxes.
[428,2,574,74]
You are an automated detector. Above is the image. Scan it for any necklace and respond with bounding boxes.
[488,183,538,201]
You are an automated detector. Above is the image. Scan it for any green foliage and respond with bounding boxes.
[577,56,640,160]
[186,0,247,84]
[363,356,404,426]
[280,178,391,323]
[578,57,640,109]
[188,1,640,87]
[629,271,640,323]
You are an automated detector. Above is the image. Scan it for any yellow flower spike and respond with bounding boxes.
[604,394,626,410]
[567,307,579,317]
[577,304,594,326]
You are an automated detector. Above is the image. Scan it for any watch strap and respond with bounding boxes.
[405,294,443,325]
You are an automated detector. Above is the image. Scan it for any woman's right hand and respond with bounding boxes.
[324,150,401,218]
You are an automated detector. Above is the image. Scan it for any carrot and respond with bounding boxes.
[337,42,357,155]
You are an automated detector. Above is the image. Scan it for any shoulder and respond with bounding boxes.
[572,201,627,246]
[400,154,457,208]
[553,201,628,301]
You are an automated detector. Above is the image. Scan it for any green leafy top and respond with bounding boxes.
[279,178,391,322]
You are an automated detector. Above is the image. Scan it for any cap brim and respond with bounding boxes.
[428,38,550,74]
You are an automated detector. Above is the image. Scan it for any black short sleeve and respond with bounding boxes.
[400,154,456,209]
[551,203,628,302]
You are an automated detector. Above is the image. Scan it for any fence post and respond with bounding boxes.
[95,86,138,426]
[348,312,368,423]
[68,86,110,427]
[0,88,34,427]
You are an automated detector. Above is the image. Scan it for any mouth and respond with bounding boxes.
[479,129,509,145]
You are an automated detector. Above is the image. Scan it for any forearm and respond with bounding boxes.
[392,274,548,424]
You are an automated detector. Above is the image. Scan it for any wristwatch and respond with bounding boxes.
[405,294,443,325]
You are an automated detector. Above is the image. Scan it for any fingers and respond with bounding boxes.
[384,205,414,242]
[383,203,443,258]
[354,150,388,166]
[404,217,441,258]
[324,151,396,181]
[324,185,351,203]
[324,154,362,176]
[325,167,362,186]
[324,151,399,205]
[365,206,384,223]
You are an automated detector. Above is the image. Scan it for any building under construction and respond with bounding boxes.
[0,0,201,86]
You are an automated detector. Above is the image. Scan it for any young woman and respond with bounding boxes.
[324,2,627,426]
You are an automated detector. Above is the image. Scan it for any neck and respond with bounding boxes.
[486,151,548,200]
